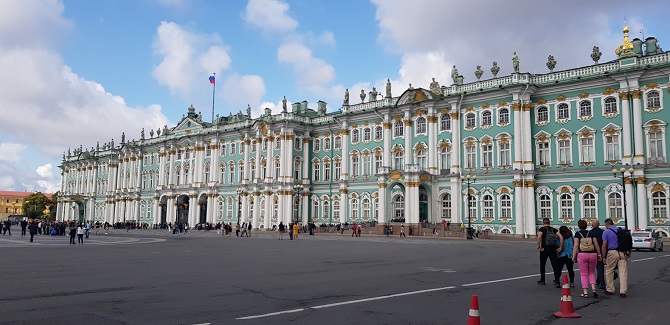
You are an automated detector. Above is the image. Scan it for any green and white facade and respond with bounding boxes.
[57,34,670,236]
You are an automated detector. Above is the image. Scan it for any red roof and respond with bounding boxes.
[0,191,53,199]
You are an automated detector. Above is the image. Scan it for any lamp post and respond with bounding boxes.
[612,165,634,230]
[236,187,244,223]
[460,174,477,240]
[293,184,304,225]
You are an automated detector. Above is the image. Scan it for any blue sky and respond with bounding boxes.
[0,0,668,193]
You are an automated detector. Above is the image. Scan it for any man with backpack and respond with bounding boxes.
[536,218,564,286]
[601,218,632,298]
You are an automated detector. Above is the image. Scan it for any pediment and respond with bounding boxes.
[395,88,437,106]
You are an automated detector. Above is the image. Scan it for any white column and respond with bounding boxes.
[625,180,635,229]
[451,178,461,224]
[450,108,461,174]
[302,138,309,182]
[159,150,167,186]
[301,192,309,225]
[620,93,633,165]
[168,149,176,186]
[340,189,348,223]
[255,136,262,183]
[631,91,645,165]
[264,189,272,228]
[383,121,391,167]
[341,125,349,180]
[378,183,387,223]
[514,182,524,235]
[211,143,219,184]
[523,104,534,171]
[428,113,437,174]
[167,196,175,223]
[152,197,160,225]
[252,192,260,227]
[243,137,251,184]
[636,179,648,230]
[525,186,536,237]
[403,111,412,168]
[513,104,522,170]
[188,195,197,226]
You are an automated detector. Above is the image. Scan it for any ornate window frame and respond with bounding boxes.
[465,112,477,130]
[534,131,551,168]
[555,102,571,124]
[601,123,622,164]
[578,99,593,121]
[481,110,493,129]
[577,126,596,166]
[577,184,599,220]
[647,182,669,224]
[497,186,514,223]
[602,96,619,117]
[439,113,452,132]
[497,107,510,126]
[554,129,573,167]
[643,119,667,164]
[604,183,623,222]
[536,105,549,125]
[415,116,427,135]
[556,186,575,222]
[644,88,663,113]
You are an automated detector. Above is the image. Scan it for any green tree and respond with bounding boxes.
[23,192,52,220]
[49,191,59,220]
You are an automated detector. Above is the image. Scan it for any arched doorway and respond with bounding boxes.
[419,185,430,223]
[198,194,207,224]
[176,194,189,225]
[160,196,167,224]
[389,183,406,222]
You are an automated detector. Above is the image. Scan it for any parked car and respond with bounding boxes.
[631,230,664,252]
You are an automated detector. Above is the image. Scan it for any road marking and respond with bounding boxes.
[632,257,656,262]
[462,273,538,287]
[236,308,305,320]
[311,286,456,309]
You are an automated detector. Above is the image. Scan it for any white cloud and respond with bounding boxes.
[244,0,298,34]
[278,41,335,87]
[221,73,266,114]
[259,99,291,116]
[36,163,53,178]
[0,143,25,164]
[152,21,232,98]
[397,52,453,90]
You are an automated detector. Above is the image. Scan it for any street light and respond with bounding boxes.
[236,187,244,223]
[293,184,304,225]
[460,174,477,240]
[612,165,635,230]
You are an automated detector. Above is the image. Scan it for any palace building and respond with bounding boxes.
[57,26,670,236]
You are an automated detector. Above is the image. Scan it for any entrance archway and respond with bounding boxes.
[160,196,167,224]
[419,185,430,223]
[389,182,406,222]
[176,194,189,225]
[198,194,207,224]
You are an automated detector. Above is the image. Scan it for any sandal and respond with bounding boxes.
[579,293,589,298]
[592,291,599,298]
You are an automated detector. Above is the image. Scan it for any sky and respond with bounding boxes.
[0,0,668,193]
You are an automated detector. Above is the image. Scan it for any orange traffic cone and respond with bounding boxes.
[554,274,581,318]
[467,294,480,325]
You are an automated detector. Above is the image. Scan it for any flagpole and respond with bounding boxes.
[211,72,216,123]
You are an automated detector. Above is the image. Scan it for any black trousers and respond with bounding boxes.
[70,235,76,244]
[596,260,605,287]
[21,228,27,235]
[556,256,575,284]
[539,248,560,283]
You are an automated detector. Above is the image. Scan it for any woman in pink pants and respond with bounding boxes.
[572,219,603,298]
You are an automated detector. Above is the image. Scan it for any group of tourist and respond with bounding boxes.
[537,217,630,299]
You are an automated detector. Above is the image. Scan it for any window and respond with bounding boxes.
[499,141,511,166]
[500,194,511,219]
[557,103,570,120]
[230,143,236,156]
[261,161,267,179]
[558,139,571,165]
[466,145,476,169]
[605,135,620,161]
[393,150,404,169]
[334,136,342,150]
[351,129,360,143]
[538,141,550,166]
[441,193,451,221]
[324,161,331,181]
[580,137,595,163]
[560,194,573,219]
[362,155,371,176]
[498,108,509,124]
[483,195,494,220]
[651,192,667,219]
[393,195,405,221]
[313,162,320,182]
[221,144,226,156]
[351,155,359,177]
[294,138,301,150]
[416,117,427,134]
[416,149,426,170]
[467,194,477,222]
[374,198,379,221]
[374,126,383,141]
[394,120,404,137]
[604,97,618,114]
[539,194,551,220]
[440,114,451,131]
[647,91,661,108]
[262,138,268,151]
[204,165,210,183]
[351,198,359,221]
[649,131,664,159]
[482,142,493,168]
[363,128,371,142]
[466,113,476,128]
[579,101,592,118]
[481,111,492,126]
[608,192,622,220]
[275,160,280,180]
[324,138,331,151]
[583,193,596,219]
[238,164,244,182]
[537,106,549,123]
[362,198,370,221]
[374,154,382,174]
[275,137,281,150]
[228,164,234,183]
[333,201,340,222]
[294,160,300,180]
[323,201,330,221]
[251,140,257,153]
[220,165,225,183]
[334,160,341,180]
[440,147,451,171]
[177,150,182,160]
[314,139,321,151]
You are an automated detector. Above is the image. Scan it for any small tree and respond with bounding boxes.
[23,192,52,220]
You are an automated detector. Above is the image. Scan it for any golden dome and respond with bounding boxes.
[623,25,629,33]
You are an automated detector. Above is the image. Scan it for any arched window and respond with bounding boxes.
[313,139,321,151]
[579,101,592,118]
[351,154,359,177]
[537,106,549,123]
[323,201,330,222]
[362,154,371,176]
[333,201,340,222]
[500,194,511,219]
[652,191,668,219]
[466,113,476,128]
[416,117,427,134]
[394,120,404,137]
[313,161,320,181]
[351,129,360,143]
[362,198,371,221]
[557,103,570,120]
[539,194,551,219]
[374,126,383,141]
[560,194,573,219]
[646,90,661,108]
[604,97,618,114]
[275,137,281,150]
[393,195,405,222]
[334,136,342,150]
[363,128,371,141]
[481,111,492,126]
[498,108,509,124]
[441,193,452,221]
[608,192,622,220]
[483,195,494,220]
[294,138,301,150]
[439,146,451,171]
[416,149,427,169]
[351,198,359,222]
[393,149,404,169]
[440,114,451,131]
[481,142,493,168]
[324,137,331,151]
[251,140,257,153]
[262,139,267,151]
[313,200,319,221]
[583,193,596,219]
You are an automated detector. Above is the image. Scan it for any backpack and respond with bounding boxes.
[544,227,558,246]
[611,227,633,252]
[578,231,594,252]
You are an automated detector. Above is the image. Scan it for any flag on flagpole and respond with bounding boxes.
[209,75,216,84]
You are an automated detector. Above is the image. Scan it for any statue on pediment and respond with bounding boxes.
[429,77,441,95]
[343,88,349,106]
[475,65,483,80]
[591,46,602,64]
[149,129,154,138]
[386,79,392,98]
[282,96,287,112]
[546,55,557,72]
[512,52,520,73]
[491,61,500,78]
[121,132,125,144]
[141,128,145,140]
[360,89,366,103]
[369,87,378,102]
[247,104,251,117]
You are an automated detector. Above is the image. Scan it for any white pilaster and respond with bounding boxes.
[620,94,633,165]
[631,91,645,165]
[636,179,648,230]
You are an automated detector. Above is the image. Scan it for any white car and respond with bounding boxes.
[631,230,664,252]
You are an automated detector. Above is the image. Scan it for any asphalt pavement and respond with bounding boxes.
[1,229,668,324]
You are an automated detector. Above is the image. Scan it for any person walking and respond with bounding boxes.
[400,225,406,238]
[28,221,38,242]
[85,222,91,238]
[357,224,362,237]
[69,225,77,244]
[3,220,11,235]
[240,222,248,237]
[21,220,28,236]
[235,222,240,237]
[573,219,601,298]
[293,223,300,240]
[247,222,252,237]
[590,219,606,289]
[536,218,563,286]
[555,226,575,288]
[278,222,285,240]
[77,224,85,244]
[602,218,630,298]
